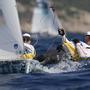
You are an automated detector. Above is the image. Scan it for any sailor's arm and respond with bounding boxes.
[33,48,36,58]
[58,28,71,43]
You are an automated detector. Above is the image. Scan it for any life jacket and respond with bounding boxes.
[63,41,80,61]
[22,53,35,59]
[21,43,36,59]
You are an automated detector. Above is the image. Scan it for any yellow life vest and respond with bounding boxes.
[21,51,36,60]
[63,41,80,61]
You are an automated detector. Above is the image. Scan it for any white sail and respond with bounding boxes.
[31,0,63,35]
[0,0,24,61]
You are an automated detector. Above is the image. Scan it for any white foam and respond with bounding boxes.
[25,59,82,73]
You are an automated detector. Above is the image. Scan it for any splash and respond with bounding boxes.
[24,59,82,73]
[0,58,90,74]
[24,51,90,74]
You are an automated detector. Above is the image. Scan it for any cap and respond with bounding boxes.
[85,31,90,36]
[23,33,31,38]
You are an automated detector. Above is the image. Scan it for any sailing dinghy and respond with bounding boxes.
[0,0,34,73]
[32,0,90,62]
[31,0,65,64]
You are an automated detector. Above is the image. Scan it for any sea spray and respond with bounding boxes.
[24,58,82,73]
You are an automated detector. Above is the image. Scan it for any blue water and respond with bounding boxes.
[0,69,90,90]
[0,32,90,90]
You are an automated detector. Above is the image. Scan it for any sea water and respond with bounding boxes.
[0,33,90,90]
[0,60,90,90]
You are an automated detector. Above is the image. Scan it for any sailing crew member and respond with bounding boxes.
[22,33,36,59]
[58,29,90,59]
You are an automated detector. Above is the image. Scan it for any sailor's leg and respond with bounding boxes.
[25,59,32,74]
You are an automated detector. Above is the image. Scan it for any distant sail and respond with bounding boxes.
[0,0,24,60]
[31,0,63,35]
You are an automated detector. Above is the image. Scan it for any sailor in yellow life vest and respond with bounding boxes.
[58,29,90,60]
[22,33,36,59]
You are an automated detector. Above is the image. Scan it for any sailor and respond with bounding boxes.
[75,31,90,58]
[22,33,36,59]
[58,29,90,59]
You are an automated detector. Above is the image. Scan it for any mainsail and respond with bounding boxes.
[31,0,63,35]
[0,0,24,61]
